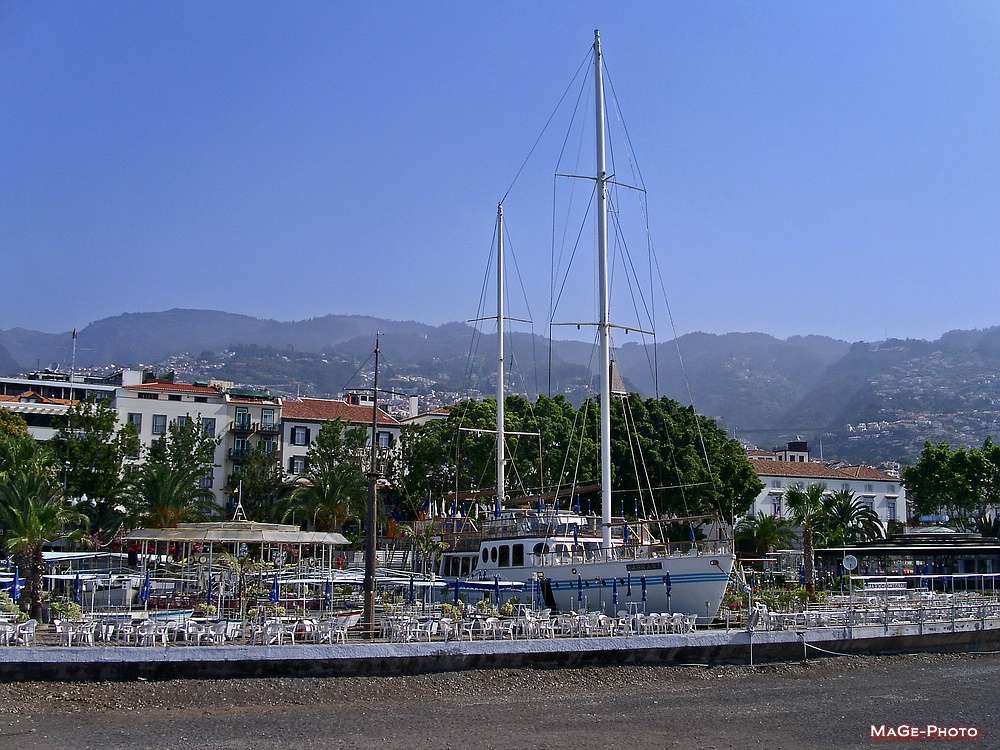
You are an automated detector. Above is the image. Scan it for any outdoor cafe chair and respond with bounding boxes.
[0,621,14,647]
[73,621,97,647]
[137,620,167,647]
[207,620,229,645]
[16,619,37,646]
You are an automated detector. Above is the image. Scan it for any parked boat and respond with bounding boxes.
[426,31,735,624]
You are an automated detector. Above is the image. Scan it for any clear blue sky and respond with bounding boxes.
[3,2,999,344]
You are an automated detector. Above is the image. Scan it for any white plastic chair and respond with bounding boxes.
[15,619,37,646]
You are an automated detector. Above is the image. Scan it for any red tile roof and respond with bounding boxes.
[752,460,897,483]
[837,465,897,481]
[122,382,220,395]
[0,391,75,406]
[283,398,399,426]
[751,461,852,480]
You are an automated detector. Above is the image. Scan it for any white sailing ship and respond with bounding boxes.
[423,31,735,624]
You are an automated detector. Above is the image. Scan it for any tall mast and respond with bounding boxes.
[594,30,613,549]
[363,334,380,637]
[496,203,506,511]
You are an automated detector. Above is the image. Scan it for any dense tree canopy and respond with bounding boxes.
[902,438,1000,527]
[389,393,762,522]
[276,421,368,532]
[122,417,220,528]
[0,438,86,619]
[50,397,138,531]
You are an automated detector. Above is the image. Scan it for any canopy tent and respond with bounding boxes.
[124,521,348,546]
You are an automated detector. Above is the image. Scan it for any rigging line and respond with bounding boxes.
[646,228,721,503]
[463,220,501,396]
[549,71,591,317]
[604,59,648,193]
[607,193,656,336]
[502,48,591,204]
[550,180,598,318]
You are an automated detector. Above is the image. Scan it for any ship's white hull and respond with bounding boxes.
[457,550,735,624]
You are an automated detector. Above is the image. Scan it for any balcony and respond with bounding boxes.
[258,421,280,435]
[228,447,251,461]
[231,418,254,433]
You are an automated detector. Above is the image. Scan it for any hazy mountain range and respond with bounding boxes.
[4,309,1000,466]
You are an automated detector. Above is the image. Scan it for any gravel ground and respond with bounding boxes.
[0,652,996,749]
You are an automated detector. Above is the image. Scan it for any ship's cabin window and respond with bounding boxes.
[490,547,498,563]
[482,549,489,564]
[498,545,510,567]
[461,557,471,576]
[532,542,550,556]
[512,544,524,567]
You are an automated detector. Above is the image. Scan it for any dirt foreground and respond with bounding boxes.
[0,652,996,749]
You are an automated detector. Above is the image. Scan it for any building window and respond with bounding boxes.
[201,418,216,438]
[863,498,874,511]
[887,485,896,494]
[127,413,142,433]
[168,394,182,402]
[864,484,874,493]
[138,392,159,400]
[261,439,277,454]
[289,455,306,474]
[194,396,207,403]
[842,483,850,492]
[261,409,275,429]
[200,472,214,489]
[176,415,189,429]
[234,437,249,456]
[291,426,310,446]
[378,431,391,449]
[887,500,896,522]
[235,407,251,430]
[152,414,167,435]
[772,499,782,518]
[771,480,782,488]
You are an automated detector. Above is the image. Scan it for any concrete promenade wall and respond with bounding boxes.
[4,619,1000,682]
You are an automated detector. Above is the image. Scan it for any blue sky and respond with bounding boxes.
[3,2,999,344]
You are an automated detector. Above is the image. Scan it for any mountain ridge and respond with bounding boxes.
[4,310,1000,465]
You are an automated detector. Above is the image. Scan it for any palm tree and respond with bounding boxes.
[735,512,797,556]
[784,482,829,594]
[821,489,884,545]
[0,469,86,620]
[282,463,366,533]
[399,520,450,574]
[125,463,215,529]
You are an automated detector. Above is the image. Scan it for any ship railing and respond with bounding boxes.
[527,539,731,567]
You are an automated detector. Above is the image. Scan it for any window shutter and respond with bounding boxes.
[288,457,295,473]
[305,428,311,444]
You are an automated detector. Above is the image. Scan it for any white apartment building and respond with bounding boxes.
[116,378,231,503]
[282,397,401,478]
[748,442,906,531]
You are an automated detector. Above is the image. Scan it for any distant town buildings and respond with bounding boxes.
[0,369,402,509]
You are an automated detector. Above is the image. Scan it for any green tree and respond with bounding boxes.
[124,462,216,529]
[0,432,52,481]
[735,512,796,556]
[902,440,990,526]
[784,482,829,594]
[0,468,86,620]
[50,397,138,531]
[281,463,366,533]
[820,489,884,545]
[399,520,449,574]
[124,415,222,528]
[231,446,291,521]
[0,410,28,437]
